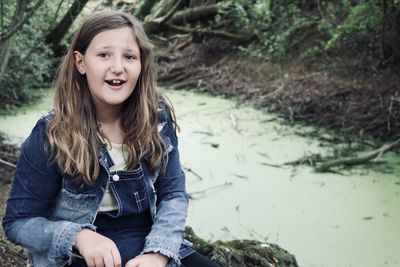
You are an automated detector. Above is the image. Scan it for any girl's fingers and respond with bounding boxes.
[93,256,105,267]
[111,248,122,267]
[103,251,115,267]
[86,258,96,267]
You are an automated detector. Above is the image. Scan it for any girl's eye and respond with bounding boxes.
[125,54,136,60]
[98,52,109,58]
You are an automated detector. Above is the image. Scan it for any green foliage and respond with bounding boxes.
[217,0,388,65]
[5,24,53,94]
[321,1,381,50]
[0,0,72,104]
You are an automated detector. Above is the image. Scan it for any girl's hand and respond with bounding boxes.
[125,252,168,267]
[74,228,122,267]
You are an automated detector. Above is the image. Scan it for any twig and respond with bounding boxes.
[260,162,283,168]
[0,158,16,169]
[229,109,241,134]
[230,173,248,179]
[182,165,203,180]
[191,130,213,136]
[317,0,324,19]
[188,182,233,199]
[387,96,395,132]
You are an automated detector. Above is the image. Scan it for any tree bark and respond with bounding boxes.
[45,0,89,49]
[168,4,218,25]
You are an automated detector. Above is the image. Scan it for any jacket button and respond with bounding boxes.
[112,174,120,182]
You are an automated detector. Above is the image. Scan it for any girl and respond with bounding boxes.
[2,11,219,267]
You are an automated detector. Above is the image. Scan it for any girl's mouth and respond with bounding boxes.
[105,79,126,86]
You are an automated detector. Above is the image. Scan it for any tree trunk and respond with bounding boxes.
[0,38,14,84]
[0,0,31,87]
[45,0,89,51]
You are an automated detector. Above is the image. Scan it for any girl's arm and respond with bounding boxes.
[2,117,93,266]
[141,107,189,267]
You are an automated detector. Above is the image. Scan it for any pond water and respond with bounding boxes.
[0,89,399,267]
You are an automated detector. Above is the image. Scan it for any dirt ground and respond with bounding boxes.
[0,142,28,266]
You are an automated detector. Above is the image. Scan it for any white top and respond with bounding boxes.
[98,142,127,212]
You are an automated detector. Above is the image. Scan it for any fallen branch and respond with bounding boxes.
[168,4,219,25]
[315,138,400,172]
[284,153,324,167]
[0,158,16,169]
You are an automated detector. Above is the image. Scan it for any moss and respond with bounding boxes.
[184,226,299,267]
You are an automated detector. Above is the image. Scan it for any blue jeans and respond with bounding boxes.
[69,212,152,266]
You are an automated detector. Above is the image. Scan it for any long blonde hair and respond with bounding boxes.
[47,11,169,184]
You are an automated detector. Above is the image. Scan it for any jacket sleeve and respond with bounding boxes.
[2,117,88,266]
[141,107,189,267]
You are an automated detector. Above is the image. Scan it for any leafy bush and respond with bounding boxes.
[218,0,392,65]
[0,1,71,105]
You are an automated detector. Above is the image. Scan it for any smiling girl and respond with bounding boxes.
[2,11,219,267]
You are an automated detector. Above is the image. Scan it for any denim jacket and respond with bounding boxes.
[2,107,191,267]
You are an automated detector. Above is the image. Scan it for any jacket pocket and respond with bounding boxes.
[52,176,97,222]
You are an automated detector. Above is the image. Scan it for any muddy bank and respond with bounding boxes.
[156,37,400,142]
[0,139,28,266]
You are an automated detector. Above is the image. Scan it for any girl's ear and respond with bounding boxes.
[73,51,86,75]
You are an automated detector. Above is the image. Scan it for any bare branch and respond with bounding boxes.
[0,0,45,42]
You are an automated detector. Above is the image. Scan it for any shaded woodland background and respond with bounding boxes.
[1,0,400,142]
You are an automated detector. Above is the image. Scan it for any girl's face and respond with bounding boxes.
[74,27,141,111]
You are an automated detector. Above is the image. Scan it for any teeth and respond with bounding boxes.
[107,79,124,85]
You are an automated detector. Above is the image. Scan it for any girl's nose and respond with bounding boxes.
[110,58,123,74]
